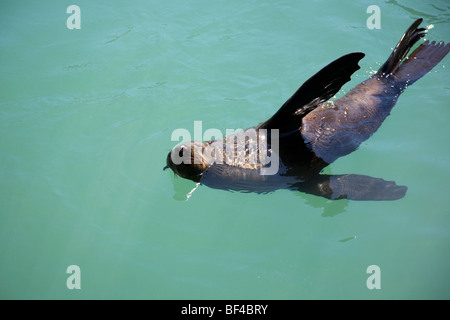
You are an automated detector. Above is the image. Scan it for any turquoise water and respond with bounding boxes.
[1,0,449,299]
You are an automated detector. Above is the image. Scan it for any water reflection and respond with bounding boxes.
[167,169,408,218]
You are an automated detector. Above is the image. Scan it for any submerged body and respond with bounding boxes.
[166,19,449,200]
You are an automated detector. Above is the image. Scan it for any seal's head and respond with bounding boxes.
[165,142,208,182]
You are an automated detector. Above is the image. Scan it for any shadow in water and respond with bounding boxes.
[168,170,352,217]
[292,189,350,217]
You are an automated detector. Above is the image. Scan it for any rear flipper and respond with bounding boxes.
[395,40,450,87]
[378,18,450,88]
[293,174,407,201]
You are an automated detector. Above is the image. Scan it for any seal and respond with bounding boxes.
[165,18,449,200]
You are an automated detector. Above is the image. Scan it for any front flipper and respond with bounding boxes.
[259,52,365,135]
[293,174,407,201]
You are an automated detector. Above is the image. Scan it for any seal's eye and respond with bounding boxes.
[179,146,185,158]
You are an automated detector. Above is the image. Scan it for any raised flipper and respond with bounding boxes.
[395,40,450,87]
[293,174,407,201]
[378,18,427,76]
[377,18,450,87]
[258,52,365,135]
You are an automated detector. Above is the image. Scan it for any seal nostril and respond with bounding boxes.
[163,165,169,171]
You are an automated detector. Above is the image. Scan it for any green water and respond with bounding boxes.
[1,0,449,300]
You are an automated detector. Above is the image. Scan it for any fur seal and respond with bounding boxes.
[165,18,449,200]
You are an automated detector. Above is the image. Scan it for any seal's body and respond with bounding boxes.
[166,19,449,200]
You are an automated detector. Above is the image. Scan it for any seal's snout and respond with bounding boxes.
[164,143,207,182]
[163,165,169,171]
